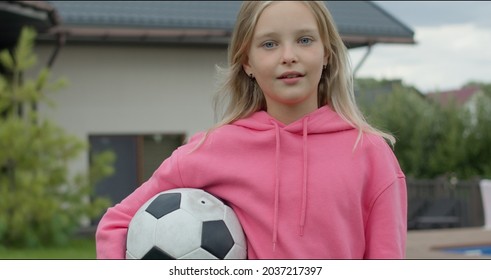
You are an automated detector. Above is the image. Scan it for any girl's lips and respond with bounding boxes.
[280,76,303,85]
[278,71,304,79]
[278,72,304,85]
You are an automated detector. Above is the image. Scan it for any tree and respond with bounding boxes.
[0,27,114,248]
[357,79,491,180]
[462,93,491,177]
[359,83,437,178]
[425,99,468,178]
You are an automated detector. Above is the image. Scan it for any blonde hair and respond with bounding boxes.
[211,1,395,146]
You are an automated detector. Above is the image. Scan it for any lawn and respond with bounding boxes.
[0,238,96,259]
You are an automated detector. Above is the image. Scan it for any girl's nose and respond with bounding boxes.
[281,45,298,65]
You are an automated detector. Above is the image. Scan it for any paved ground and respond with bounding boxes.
[406,227,491,259]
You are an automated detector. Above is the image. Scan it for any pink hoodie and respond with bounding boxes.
[96,105,407,259]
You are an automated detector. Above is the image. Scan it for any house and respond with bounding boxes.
[1,1,415,211]
[0,1,59,50]
[427,85,491,130]
[426,86,487,113]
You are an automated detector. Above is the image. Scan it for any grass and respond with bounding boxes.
[0,237,96,259]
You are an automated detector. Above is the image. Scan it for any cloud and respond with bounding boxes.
[349,23,491,92]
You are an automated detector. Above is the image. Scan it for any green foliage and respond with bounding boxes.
[0,27,114,248]
[0,237,96,259]
[358,79,491,180]
[463,94,491,176]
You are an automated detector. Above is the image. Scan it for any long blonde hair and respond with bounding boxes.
[211,1,395,146]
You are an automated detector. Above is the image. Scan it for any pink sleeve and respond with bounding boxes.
[95,149,185,259]
[364,174,407,259]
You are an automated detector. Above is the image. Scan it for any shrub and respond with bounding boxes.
[0,27,114,248]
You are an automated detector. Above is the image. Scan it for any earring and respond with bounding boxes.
[249,73,256,93]
[323,65,327,70]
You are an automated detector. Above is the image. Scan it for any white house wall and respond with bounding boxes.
[33,43,228,175]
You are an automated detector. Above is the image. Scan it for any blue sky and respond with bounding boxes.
[349,1,491,93]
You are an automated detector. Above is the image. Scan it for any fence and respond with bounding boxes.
[407,177,484,230]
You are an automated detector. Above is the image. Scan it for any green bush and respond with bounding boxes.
[358,80,491,180]
[0,27,114,248]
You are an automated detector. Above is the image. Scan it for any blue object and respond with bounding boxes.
[441,245,491,256]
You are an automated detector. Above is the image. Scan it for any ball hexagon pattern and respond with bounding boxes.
[126,188,247,259]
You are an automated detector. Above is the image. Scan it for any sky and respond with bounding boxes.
[348,1,491,93]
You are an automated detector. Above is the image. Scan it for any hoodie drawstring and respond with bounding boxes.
[272,122,281,251]
[300,117,308,236]
[271,117,309,251]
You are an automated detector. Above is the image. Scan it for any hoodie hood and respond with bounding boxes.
[233,105,355,135]
[232,105,356,250]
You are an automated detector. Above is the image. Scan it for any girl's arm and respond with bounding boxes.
[363,174,408,259]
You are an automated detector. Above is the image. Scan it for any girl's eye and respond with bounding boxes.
[262,41,277,49]
[299,37,313,45]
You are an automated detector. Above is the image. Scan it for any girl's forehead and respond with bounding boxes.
[254,2,320,35]
[258,1,316,21]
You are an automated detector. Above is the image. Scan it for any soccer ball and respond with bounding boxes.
[126,188,247,259]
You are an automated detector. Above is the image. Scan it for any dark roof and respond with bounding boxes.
[43,1,414,48]
[326,1,415,48]
[0,1,60,49]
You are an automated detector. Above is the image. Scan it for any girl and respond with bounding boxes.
[96,1,407,259]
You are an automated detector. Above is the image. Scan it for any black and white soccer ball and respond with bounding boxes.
[126,188,247,259]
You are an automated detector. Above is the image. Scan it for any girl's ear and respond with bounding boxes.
[323,48,330,66]
[242,60,252,77]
